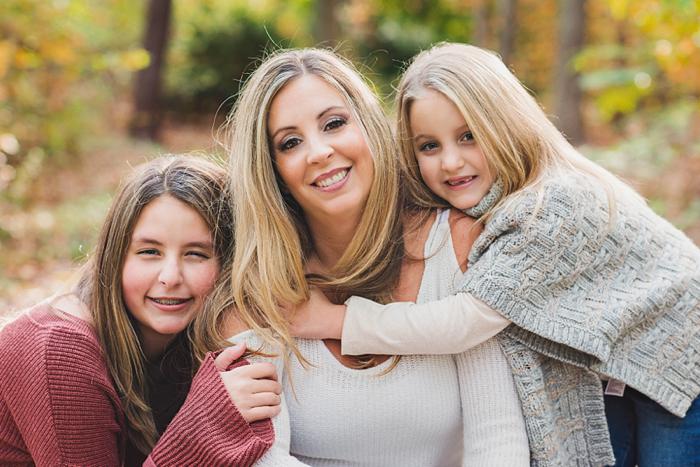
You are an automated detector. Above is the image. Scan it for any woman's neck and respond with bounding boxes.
[306,210,362,271]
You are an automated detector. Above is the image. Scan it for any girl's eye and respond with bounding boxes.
[460,131,475,143]
[418,141,439,153]
[279,136,302,152]
[137,248,159,256]
[323,117,346,131]
[186,251,211,260]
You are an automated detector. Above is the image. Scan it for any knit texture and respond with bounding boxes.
[462,173,700,418]
[273,210,529,466]
[0,304,274,466]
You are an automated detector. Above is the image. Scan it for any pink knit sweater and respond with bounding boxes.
[0,304,274,466]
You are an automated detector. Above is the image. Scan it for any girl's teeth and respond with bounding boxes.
[316,170,347,187]
[448,176,474,186]
[152,298,187,305]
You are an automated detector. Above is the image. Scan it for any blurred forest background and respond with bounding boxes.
[1,0,699,312]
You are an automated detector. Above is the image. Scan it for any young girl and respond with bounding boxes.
[291,43,700,466]
[0,155,281,466]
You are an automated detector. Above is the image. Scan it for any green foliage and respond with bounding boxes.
[166,2,288,112]
[345,0,474,92]
[0,0,145,201]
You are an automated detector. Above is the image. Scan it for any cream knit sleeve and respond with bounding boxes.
[340,293,510,356]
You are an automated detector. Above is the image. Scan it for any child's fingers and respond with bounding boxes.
[214,342,247,371]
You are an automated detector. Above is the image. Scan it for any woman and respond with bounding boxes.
[212,48,613,465]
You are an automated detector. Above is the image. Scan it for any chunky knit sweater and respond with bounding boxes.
[462,173,700,418]
[343,210,615,466]
[0,304,274,466]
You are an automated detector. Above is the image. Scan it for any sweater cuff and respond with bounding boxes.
[148,353,274,466]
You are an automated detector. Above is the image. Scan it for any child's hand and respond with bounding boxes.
[287,287,346,340]
[214,343,282,423]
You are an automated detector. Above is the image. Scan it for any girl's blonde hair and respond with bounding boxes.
[396,42,638,217]
[76,155,233,454]
[217,48,404,358]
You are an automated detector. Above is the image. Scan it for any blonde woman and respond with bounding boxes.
[0,156,280,466]
[211,48,615,466]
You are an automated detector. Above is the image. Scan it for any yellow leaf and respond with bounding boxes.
[14,49,41,69]
[41,41,78,66]
[609,0,629,20]
[120,49,150,71]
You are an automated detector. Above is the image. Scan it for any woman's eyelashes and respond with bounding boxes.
[276,116,348,153]
[279,136,301,152]
[323,116,347,131]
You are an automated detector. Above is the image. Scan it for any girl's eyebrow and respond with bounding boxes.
[131,238,213,249]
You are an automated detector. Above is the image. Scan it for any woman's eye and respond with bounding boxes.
[418,141,439,152]
[460,131,475,143]
[279,137,301,152]
[137,248,159,256]
[323,117,346,131]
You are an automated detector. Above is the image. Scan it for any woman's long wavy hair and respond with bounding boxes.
[396,42,640,219]
[76,155,233,454]
[207,48,404,360]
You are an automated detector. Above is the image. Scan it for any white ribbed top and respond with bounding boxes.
[285,210,529,466]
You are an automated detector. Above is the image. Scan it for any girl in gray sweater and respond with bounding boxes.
[292,43,700,467]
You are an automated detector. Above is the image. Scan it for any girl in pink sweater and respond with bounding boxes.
[0,156,280,466]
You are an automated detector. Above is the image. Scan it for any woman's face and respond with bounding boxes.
[121,195,219,357]
[267,74,374,224]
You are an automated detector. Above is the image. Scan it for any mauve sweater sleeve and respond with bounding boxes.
[0,312,274,467]
[0,318,124,466]
[146,354,275,466]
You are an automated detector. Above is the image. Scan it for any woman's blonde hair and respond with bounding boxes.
[216,48,404,358]
[396,42,637,217]
[76,155,233,454]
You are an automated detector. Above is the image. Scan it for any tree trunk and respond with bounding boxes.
[130,0,172,141]
[473,0,490,47]
[553,0,586,144]
[498,0,517,66]
[315,0,341,46]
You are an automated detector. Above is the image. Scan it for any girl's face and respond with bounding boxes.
[409,89,494,210]
[121,195,219,357]
[268,74,374,224]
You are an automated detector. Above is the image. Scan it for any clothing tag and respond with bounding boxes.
[604,379,626,397]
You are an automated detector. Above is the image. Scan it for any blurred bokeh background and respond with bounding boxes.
[1,0,699,312]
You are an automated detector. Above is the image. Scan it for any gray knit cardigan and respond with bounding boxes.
[462,173,700,422]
